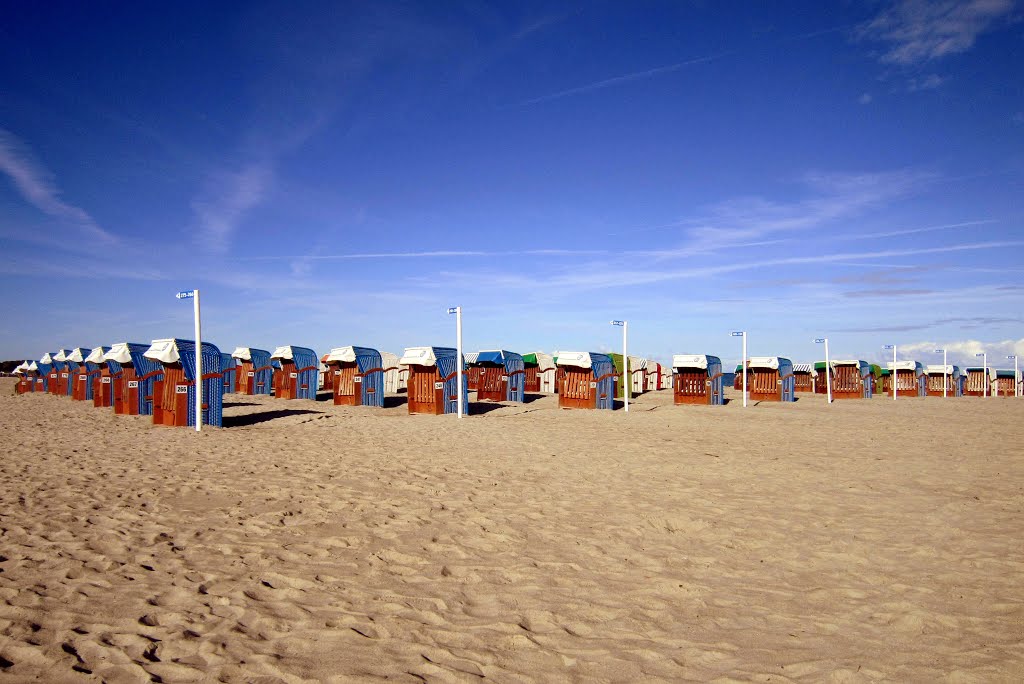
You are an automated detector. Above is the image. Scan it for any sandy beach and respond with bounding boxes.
[1,377,1023,682]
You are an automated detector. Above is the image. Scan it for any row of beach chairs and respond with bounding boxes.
[13,345,1018,426]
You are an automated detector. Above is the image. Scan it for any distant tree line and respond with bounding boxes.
[0,360,23,374]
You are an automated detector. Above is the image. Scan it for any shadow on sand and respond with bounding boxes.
[383,396,408,409]
[469,402,506,416]
[222,409,323,428]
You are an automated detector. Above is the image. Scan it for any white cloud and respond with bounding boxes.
[907,73,946,90]
[191,163,272,253]
[859,93,874,104]
[898,338,1024,368]
[649,169,929,258]
[515,53,726,106]
[0,128,116,243]
[858,0,1016,65]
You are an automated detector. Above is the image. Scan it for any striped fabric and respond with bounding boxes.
[176,340,224,427]
[36,361,52,392]
[220,353,237,393]
[590,353,616,410]
[128,343,163,416]
[475,350,525,402]
[240,348,274,395]
[61,349,81,396]
[80,347,109,401]
[279,346,319,401]
[352,346,385,407]
[433,347,469,414]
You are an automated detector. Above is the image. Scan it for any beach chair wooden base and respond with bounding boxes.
[558,369,600,409]
[93,371,113,407]
[674,371,714,405]
[333,364,362,406]
[476,366,507,402]
[407,366,446,414]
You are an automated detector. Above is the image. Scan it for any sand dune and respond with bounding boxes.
[2,378,1023,682]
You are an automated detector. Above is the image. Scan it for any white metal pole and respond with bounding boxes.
[623,321,629,413]
[825,338,832,403]
[892,345,897,401]
[942,350,947,398]
[456,306,463,418]
[742,332,747,408]
[1015,355,1019,397]
[194,289,202,432]
[984,353,988,398]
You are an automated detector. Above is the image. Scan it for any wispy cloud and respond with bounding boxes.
[834,218,996,240]
[857,0,1016,65]
[843,287,936,298]
[236,248,611,261]
[0,128,117,243]
[907,73,946,90]
[647,169,929,257]
[515,53,726,106]
[192,163,272,253]
[522,240,1024,292]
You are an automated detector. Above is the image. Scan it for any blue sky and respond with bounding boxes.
[2,1,1022,370]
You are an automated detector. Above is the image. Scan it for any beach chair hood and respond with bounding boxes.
[400,346,440,367]
[673,354,718,370]
[555,351,598,369]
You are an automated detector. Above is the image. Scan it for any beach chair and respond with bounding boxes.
[887,361,926,397]
[324,346,385,407]
[231,347,274,395]
[51,349,75,396]
[792,364,815,393]
[145,339,224,427]
[221,354,237,394]
[270,346,319,400]
[555,352,616,410]
[522,352,556,393]
[85,346,113,407]
[472,350,525,403]
[400,347,468,415]
[672,354,724,405]
[13,362,32,394]
[67,348,94,401]
[925,365,962,397]
[747,357,796,402]
[380,351,403,394]
[104,343,163,415]
[829,360,872,399]
[994,369,1020,397]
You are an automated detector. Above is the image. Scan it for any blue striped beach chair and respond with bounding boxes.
[144,339,224,427]
[270,346,319,400]
[325,346,385,407]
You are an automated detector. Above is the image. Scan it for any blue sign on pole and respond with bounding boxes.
[731,331,744,337]
[176,290,195,299]
[883,344,894,350]
[814,338,826,344]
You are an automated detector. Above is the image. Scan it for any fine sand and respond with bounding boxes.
[1,378,1023,683]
